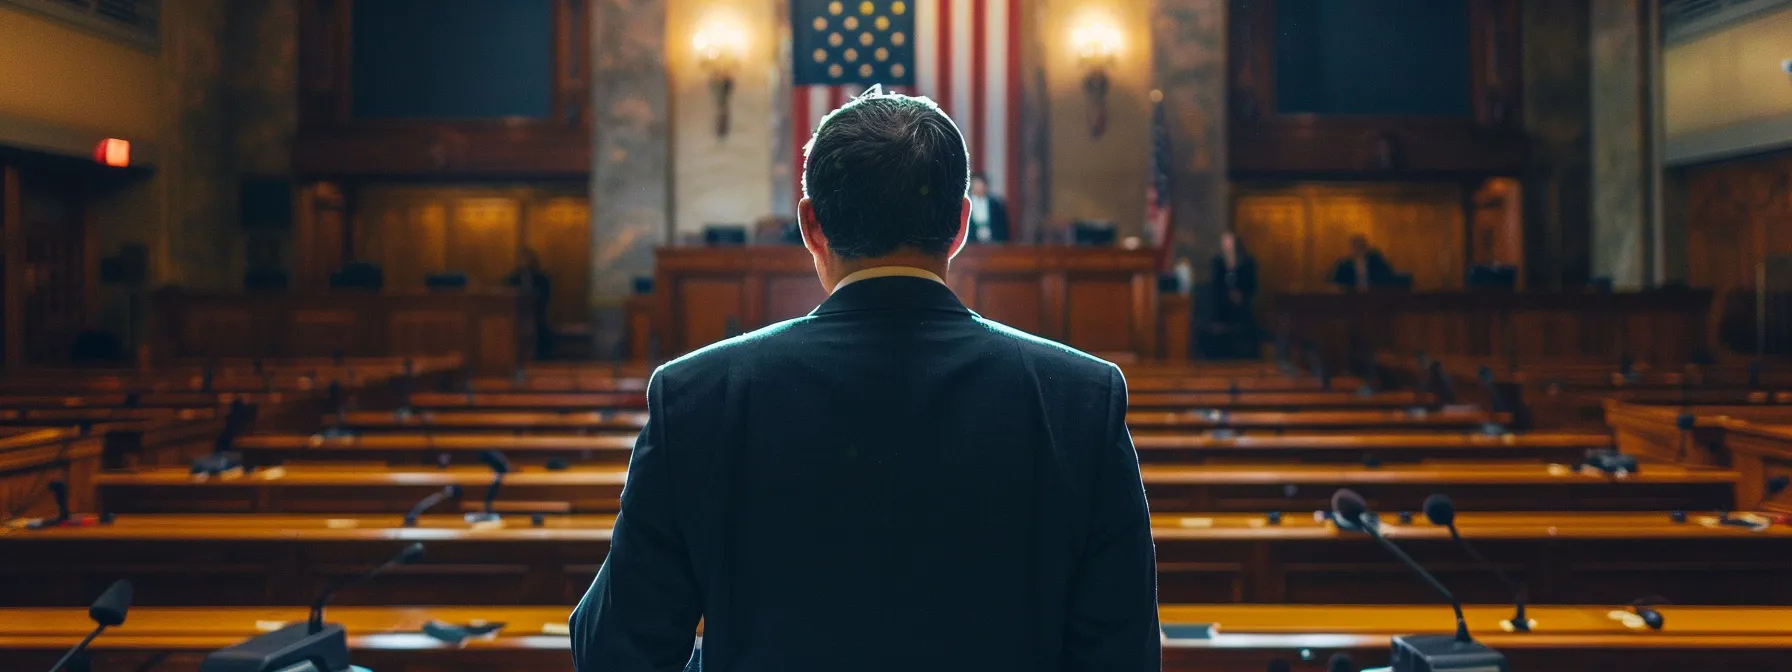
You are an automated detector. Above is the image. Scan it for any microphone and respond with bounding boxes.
[403,485,463,527]
[1331,489,1505,671]
[49,480,70,524]
[466,450,510,523]
[46,580,132,672]
[308,542,424,634]
[1424,494,1531,633]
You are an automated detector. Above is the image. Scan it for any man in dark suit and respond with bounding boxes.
[967,172,1010,243]
[571,92,1160,671]
[1329,234,1396,291]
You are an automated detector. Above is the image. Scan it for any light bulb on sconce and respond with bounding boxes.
[1070,19,1122,138]
[694,22,747,138]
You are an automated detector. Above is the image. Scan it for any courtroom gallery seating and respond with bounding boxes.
[5,357,1791,671]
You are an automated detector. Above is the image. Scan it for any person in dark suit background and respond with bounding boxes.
[1329,234,1395,291]
[506,250,553,360]
[571,93,1159,672]
[1207,231,1258,358]
[967,171,1010,243]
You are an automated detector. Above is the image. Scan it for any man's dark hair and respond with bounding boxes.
[803,93,969,259]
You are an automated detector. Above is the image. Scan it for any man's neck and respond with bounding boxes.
[830,253,950,291]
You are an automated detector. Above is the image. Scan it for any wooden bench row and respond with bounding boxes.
[91,462,1739,515]
[327,408,1503,433]
[224,431,1615,466]
[5,511,1787,607]
[2,604,1786,672]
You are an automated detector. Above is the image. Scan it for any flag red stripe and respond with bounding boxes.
[971,0,988,174]
[827,86,846,113]
[936,1,953,116]
[793,87,811,208]
[1005,0,1022,237]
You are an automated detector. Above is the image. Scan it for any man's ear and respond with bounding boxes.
[946,196,971,260]
[798,198,827,257]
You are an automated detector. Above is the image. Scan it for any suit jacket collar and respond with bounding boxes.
[811,275,974,317]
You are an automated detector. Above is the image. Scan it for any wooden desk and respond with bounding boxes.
[7,511,1787,607]
[1604,400,1792,468]
[3,604,1787,672]
[1715,419,1792,515]
[1131,432,1610,464]
[1277,290,1712,375]
[649,245,1161,359]
[147,289,527,375]
[411,390,1430,412]
[0,428,106,520]
[95,462,1737,515]
[1128,409,1505,431]
[229,431,1609,467]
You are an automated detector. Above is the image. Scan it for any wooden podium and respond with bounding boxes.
[641,245,1163,360]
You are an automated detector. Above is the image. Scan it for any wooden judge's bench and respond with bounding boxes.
[633,246,1171,361]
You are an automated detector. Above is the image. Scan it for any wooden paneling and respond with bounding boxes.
[147,290,526,374]
[1065,278,1134,353]
[675,278,744,348]
[527,197,592,328]
[0,430,100,521]
[295,0,591,176]
[1278,290,1713,371]
[976,278,1045,335]
[354,185,588,330]
[647,246,1162,359]
[1683,150,1792,355]
[1233,184,1467,295]
[1228,0,1525,175]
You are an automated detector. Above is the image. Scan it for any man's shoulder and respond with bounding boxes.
[654,316,815,384]
[972,316,1120,381]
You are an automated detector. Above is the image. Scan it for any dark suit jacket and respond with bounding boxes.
[1208,255,1257,324]
[1329,251,1395,289]
[972,197,1011,243]
[571,275,1160,672]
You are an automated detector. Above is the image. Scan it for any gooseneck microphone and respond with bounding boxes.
[308,542,425,634]
[1331,489,1468,643]
[403,485,463,527]
[1425,494,1531,633]
[467,450,511,523]
[1331,489,1505,671]
[46,580,132,672]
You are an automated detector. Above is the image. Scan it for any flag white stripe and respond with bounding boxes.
[983,0,1009,190]
[914,0,939,103]
[948,0,974,142]
[808,86,831,136]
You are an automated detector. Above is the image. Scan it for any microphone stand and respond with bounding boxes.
[1351,514,1470,643]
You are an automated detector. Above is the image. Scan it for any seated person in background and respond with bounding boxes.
[967,172,1009,244]
[506,250,554,360]
[1329,234,1395,292]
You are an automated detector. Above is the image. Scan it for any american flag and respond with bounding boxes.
[1147,96,1175,271]
[791,0,1021,223]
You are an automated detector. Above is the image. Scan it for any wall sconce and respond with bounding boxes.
[1071,19,1122,137]
[694,24,746,138]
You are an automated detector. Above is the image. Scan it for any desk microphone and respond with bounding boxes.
[403,485,463,527]
[308,542,424,634]
[1331,489,1506,671]
[467,450,510,523]
[1424,494,1530,633]
[46,580,132,672]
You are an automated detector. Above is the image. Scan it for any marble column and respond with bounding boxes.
[161,0,238,288]
[589,0,670,313]
[1521,0,1592,289]
[1150,0,1228,265]
[1590,0,1653,289]
[770,0,795,219]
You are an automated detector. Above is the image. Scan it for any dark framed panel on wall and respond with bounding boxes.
[296,0,592,176]
[1228,0,1525,175]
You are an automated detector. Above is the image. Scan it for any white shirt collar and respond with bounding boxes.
[832,265,947,292]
